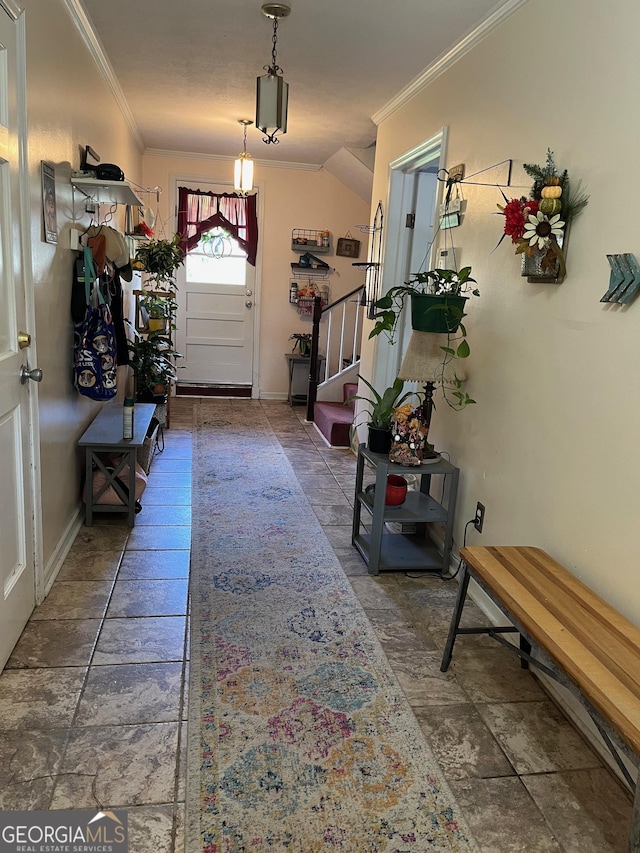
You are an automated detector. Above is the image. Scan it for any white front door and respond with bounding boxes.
[0,3,38,670]
[175,188,256,389]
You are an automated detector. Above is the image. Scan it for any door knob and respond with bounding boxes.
[245,300,253,308]
[245,289,253,297]
[19,363,43,385]
[17,331,31,349]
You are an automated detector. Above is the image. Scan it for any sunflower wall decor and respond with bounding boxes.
[497,149,589,283]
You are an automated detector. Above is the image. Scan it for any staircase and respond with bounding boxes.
[314,382,358,448]
[305,286,364,447]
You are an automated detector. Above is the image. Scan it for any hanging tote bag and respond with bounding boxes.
[73,245,118,400]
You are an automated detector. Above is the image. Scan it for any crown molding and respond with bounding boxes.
[1,0,24,20]
[372,0,530,126]
[62,0,143,151]
[144,147,321,172]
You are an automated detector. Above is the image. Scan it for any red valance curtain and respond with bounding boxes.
[177,187,258,266]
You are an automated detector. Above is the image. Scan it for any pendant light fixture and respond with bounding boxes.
[234,119,254,196]
[256,3,291,145]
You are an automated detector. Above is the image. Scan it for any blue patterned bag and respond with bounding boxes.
[73,246,118,400]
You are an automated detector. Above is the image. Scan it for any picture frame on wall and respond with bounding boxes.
[41,161,58,244]
[336,236,361,258]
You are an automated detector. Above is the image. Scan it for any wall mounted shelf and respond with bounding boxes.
[71,176,143,207]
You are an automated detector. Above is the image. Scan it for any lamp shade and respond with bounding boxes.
[256,72,288,140]
[398,330,466,385]
[234,153,254,195]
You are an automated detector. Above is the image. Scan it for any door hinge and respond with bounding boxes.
[405,213,415,229]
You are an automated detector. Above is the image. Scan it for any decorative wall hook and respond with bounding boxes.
[601,254,640,303]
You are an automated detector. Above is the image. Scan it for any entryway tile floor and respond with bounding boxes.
[0,398,632,852]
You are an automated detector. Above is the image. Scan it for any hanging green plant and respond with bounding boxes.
[133,234,185,289]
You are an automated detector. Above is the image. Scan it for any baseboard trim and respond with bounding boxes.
[176,385,251,398]
[41,505,84,601]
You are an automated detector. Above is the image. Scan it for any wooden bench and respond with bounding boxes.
[440,545,640,852]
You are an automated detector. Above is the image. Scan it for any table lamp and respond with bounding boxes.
[397,330,467,456]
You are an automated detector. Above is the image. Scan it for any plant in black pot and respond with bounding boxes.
[127,329,182,403]
[347,375,417,454]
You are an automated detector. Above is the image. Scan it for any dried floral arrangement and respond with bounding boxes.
[497,149,589,277]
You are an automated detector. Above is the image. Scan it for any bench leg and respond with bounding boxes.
[520,635,531,670]
[440,561,471,672]
[629,780,640,853]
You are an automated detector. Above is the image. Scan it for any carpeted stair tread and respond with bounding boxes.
[313,381,357,447]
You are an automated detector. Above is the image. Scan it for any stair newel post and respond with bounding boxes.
[306,295,323,422]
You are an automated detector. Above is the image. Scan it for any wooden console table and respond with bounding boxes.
[79,402,156,527]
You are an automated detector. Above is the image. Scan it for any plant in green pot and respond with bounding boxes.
[347,375,417,454]
[369,266,479,410]
[370,266,479,342]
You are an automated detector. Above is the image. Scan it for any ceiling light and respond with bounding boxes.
[256,3,291,145]
[234,119,254,196]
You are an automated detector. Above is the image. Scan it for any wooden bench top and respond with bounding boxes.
[460,545,640,757]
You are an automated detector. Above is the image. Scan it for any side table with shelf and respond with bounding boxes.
[352,444,459,575]
[79,402,156,527]
[285,353,325,405]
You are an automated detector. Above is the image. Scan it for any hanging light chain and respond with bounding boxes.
[263,16,282,76]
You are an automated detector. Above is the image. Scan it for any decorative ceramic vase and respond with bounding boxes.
[410,293,467,334]
[367,425,392,454]
[385,475,407,506]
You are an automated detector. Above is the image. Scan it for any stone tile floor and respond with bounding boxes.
[0,398,632,852]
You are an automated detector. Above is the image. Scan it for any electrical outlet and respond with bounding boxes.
[474,502,485,533]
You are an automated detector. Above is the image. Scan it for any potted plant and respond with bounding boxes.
[140,292,176,333]
[370,266,479,343]
[347,375,417,453]
[133,234,185,289]
[369,266,479,410]
[289,332,312,356]
[127,329,182,403]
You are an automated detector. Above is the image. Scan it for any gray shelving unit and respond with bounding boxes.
[352,444,459,575]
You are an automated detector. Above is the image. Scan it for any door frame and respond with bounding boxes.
[372,128,449,393]
[2,2,44,605]
[169,172,264,398]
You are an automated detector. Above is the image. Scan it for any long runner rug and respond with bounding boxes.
[186,401,478,852]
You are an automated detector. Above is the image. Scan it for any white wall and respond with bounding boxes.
[141,152,369,398]
[24,0,142,570]
[362,0,640,624]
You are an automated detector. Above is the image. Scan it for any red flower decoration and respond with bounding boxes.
[502,198,539,243]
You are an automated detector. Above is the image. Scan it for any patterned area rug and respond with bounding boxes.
[186,401,478,852]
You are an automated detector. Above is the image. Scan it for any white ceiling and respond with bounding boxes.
[79,0,510,167]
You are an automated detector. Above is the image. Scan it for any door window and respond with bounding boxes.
[185,227,247,286]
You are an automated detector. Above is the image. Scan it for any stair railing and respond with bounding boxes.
[306,285,365,422]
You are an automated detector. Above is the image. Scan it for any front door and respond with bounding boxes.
[0,2,38,670]
[175,185,256,390]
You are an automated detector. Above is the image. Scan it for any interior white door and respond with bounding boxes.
[0,4,37,670]
[175,189,255,388]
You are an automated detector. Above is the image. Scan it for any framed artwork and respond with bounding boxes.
[336,236,361,258]
[41,161,58,244]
